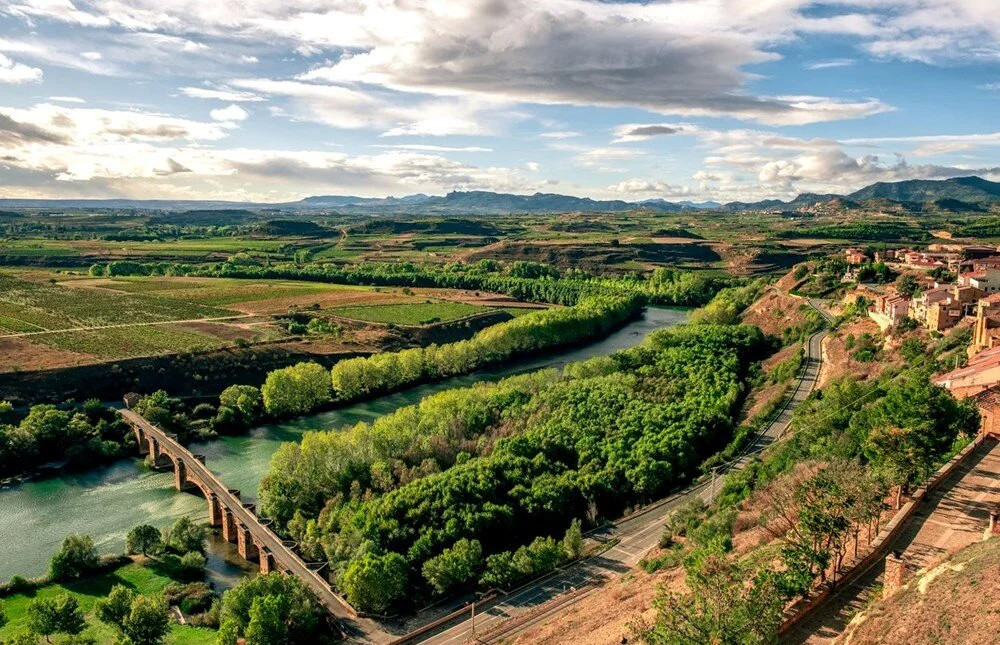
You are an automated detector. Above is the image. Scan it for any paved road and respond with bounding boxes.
[413,319,829,645]
[119,410,390,643]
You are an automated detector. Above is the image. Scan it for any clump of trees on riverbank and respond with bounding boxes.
[212,293,645,424]
[0,400,131,480]
[258,322,769,612]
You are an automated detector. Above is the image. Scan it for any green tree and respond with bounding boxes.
[49,535,100,581]
[218,385,263,424]
[121,595,170,645]
[640,548,785,645]
[126,525,162,557]
[216,573,321,645]
[96,585,135,630]
[163,517,206,554]
[0,599,7,630]
[422,538,483,595]
[341,552,408,614]
[563,519,584,559]
[245,596,287,645]
[261,362,332,417]
[26,595,86,643]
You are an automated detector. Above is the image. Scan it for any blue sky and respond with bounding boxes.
[0,0,999,203]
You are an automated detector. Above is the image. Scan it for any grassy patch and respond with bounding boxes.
[328,301,490,325]
[32,324,225,358]
[0,559,215,645]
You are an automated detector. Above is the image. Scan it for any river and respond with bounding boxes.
[0,307,688,586]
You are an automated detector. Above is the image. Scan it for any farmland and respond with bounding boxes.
[326,301,492,325]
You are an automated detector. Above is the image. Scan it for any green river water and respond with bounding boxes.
[0,307,688,587]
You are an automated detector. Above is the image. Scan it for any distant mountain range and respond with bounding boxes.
[2,176,998,215]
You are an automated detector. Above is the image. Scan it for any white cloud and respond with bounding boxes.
[48,96,85,103]
[210,104,249,121]
[607,179,693,196]
[526,162,540,171]
[539,131,582,139]
[371,144,492,152]
[806,58,856,70]
[0,52,42,83]
[181,86,265,102]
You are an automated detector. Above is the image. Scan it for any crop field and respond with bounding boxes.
[92,277,360,307]
[32,324,233,358]
[0,275,233,333]
[327,301,491,325]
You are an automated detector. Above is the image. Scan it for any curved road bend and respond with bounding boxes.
[118,410,390,643]
[411,315,829,645]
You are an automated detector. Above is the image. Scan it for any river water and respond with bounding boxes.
[0,307,688,586]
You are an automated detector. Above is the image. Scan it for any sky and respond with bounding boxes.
[1,0,1000,204]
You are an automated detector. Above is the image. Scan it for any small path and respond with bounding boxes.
[782,437,1000,645]
[0,314,256,339]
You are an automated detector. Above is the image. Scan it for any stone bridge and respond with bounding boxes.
[118,408,388,642]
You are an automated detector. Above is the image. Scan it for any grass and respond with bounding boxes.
[327,301,490,325]
[0,558,215,645]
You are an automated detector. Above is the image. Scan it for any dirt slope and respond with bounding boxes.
[836,537,1000,645]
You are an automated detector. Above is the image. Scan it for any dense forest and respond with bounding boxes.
[258,323,770,612]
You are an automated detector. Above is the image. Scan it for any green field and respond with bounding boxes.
[328,301,491,325]
[0,559,215,645]
[99,277,365,307]
[31,325,226,359]
[0,275,232,332]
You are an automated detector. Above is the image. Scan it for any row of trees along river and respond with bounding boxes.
[0,306,689,585]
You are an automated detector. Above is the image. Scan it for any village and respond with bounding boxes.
[836,243,1000,436]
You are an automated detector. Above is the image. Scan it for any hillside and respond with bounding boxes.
[835,537,1000,645]
[847,176,1000,203]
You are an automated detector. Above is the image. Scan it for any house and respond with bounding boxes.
[910,287,952,323]
[972,293,1000,354]
[844,248,867,265]
[926,299,965,332]
[958,268,1000,293]
[934,345,1000,398]
[972,387,1000,438]
[869,292,910,329]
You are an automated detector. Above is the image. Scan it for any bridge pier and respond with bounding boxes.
[208,494,222,527]
[259,547,275,574]
[222,508,238,544]
[174,457,188,491]
[237,524,259,561]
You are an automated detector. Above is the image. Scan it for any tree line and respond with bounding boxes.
[88,258,728,307]
[210,293,645,427]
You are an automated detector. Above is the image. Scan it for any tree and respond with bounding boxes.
[563,519,584,559]
[261,362,332,417]
[126,525,162,557]
[96,585,135,630]
[639,548,785,645]
[422,539,483,595]
[218,385,263,424]
[217,574,321,645]
[49,535,100,581]
[245,596,287,645]
[121,595,170,645]
[163,516,206,554]
[26,595,86,643]
[341,552,408,614]
[0,599,7,630]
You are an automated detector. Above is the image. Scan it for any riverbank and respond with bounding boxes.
[0,307,689,584]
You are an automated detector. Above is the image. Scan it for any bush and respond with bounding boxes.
[164,581,214,614]
[422,539,484,595]
[180,551,206,576]
[49,535,100,581]
[261,362,332,417]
